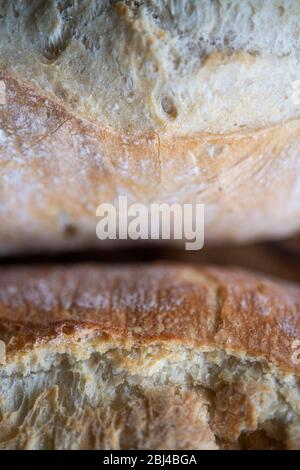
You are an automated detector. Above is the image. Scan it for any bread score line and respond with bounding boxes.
[1,1,300,252]
[0,263,299,449]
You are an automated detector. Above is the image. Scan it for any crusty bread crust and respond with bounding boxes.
[0,264,299,449]
[1,1,300,251]
[2,1,300,134]
[0,263,299,373]
[1,71,300,253]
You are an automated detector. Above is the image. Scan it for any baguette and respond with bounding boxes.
[1,1,300,252]
[0,263,299,449]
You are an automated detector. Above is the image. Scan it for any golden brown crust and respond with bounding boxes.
[0,263,299,374]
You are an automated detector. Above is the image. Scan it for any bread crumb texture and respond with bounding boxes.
[0,264,299,449]
[1,0,300,134]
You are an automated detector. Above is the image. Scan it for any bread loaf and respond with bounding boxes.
[1,1,300,252]
[0,263,299,449]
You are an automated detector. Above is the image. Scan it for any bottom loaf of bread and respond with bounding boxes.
[0,263,299,450]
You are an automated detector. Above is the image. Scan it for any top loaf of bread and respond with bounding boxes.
[1,1,300,251]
